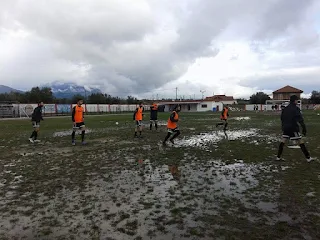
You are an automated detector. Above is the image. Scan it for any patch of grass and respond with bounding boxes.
[125,219,138,231]
[189,227,205,237]
[0,111,319,239]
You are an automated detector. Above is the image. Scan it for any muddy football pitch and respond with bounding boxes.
[0,111,319,240]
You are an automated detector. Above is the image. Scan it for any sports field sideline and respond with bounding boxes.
[0,111,319,239]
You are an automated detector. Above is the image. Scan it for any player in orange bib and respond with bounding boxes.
[163,105,181,145]
[133,103,144,138]
[71,99,86,145]
[150,103,158,130]
[216,105,229,131]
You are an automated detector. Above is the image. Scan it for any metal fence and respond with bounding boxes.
[0,103,150,118]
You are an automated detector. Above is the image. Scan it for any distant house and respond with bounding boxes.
[204,95,237,105]
[273,85,303,100]
[158,94,237,112]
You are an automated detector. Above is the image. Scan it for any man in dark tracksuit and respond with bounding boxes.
[277,95,313,162]
[150,103,158,130]
[29,102,44,143]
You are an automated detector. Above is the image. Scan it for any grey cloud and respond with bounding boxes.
[239,68,320,93]
[0,0,319,96]
[253,0,314,39]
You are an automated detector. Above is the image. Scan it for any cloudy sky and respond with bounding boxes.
[0,0,320,99]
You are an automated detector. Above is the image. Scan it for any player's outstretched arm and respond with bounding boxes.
[296,107,307,135]
[72,106,76,122]
[170,112,178,122]
[133,108,137,120]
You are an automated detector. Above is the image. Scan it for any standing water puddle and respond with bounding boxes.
[233,116,251,121]
[53,128,93,137]
[176,129,258,148]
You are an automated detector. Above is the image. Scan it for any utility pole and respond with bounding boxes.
[175,87,178,100]
[200,90,206,100]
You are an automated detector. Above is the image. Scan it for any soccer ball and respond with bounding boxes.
[116,122,119,125]
[317,113,320,116]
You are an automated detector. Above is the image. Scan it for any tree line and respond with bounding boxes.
[0,87,141,104]
[1,86,320,105]
[249,91,320,104]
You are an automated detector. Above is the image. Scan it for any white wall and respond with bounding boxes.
[221,100,237,105]
[197,101,223,112]
[162,103,198,112]
[18,104,38,116]
[245,104,257,111]
[197,101,213,112]
[245,104,279,111]
[98,104,110,113]
[86,104,98,113]
[215,102,223,112]
[43,104,56,114]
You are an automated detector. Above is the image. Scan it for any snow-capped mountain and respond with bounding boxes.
[0,85,23,94]
[44,81,102,99]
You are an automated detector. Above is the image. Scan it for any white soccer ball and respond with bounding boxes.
[116,122,119,125]
[317,113,320,116]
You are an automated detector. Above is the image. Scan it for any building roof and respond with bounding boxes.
[158,100,202,105]
[204,95,235,102]
[273,85,303,94]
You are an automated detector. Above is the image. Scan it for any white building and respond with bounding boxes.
[158,95,237,112]
[204,95,238,105]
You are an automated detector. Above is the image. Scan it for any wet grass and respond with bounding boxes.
[0,111,319,239]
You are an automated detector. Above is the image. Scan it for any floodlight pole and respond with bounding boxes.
[200,90,206,100]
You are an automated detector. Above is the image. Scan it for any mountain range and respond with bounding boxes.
[43,81,102,99]
[0,85,23,94]
[0,82,102,99]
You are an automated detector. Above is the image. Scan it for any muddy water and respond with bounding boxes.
[53,128,94,137]
[233,116,251,121]
[0,153,290,239]
[176,129,259,148]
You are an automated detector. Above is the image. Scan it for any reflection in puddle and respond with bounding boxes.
[0,154,295,239]
[233,116,251,121]
[53,129,93,137]
[176,129,258,148]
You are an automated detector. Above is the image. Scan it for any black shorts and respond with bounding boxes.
[32,121,40,128]
[282,131,301,140]
[168,127,179,133]
[74,122,85,129]
[136,120,142,126]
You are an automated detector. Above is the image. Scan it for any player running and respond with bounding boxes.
[29,102,44,143]
[163,105,181,145]
[150,103,158,130]
[216,105,229,131]
[134,103,144,138]
[276,95,313,162]
[71,99,86,145]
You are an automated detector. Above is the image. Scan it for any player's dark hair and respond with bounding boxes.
[290,95,298,103]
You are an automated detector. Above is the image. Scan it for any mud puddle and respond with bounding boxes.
[53,128,94,137]
[233,116,251,121]
[176,129,258,148]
